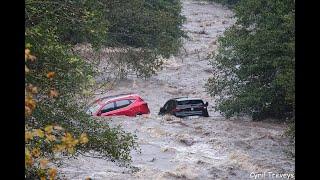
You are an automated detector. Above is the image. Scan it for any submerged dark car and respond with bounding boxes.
[159,97,209,117]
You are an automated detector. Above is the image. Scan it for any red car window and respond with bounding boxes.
[101,102,115,113]
[115,100,131,109]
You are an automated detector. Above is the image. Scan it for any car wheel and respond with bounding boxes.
[172,112,180,118]
[203,110,209,117]
[173,113,182,118]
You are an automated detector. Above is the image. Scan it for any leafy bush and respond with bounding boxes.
[25,1,136,179]
[25,124,89,179]
[205,0,295,121]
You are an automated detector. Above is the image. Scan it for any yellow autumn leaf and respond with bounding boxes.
[45,134,56,142]
[46,72,55,79]
[27,84,38,94]
[25,49,30,61]
[25,48,30,56]
[25,48,37,61]
[25,65,30,73]
[31,148,41,158]
[31,87,38,94]
[67,147,75,154]
[52,146,59,153]
[53,144,66,152]
[72,139,79,146]
[25,106,32,116]
[25,148,33,167]
[39,158,49,169]
[62,133,72,143]
[33,129,44,138]
[44,125,53,134]
[49,89,59,98]
[25,131,34,142]
[25,148,30,155]
[48,168,57,180]
[79,133,89,144]
[25,95,36,110]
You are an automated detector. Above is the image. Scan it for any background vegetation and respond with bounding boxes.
[25,0,184,179]
[205,0,295,147]
[206,0,294,121]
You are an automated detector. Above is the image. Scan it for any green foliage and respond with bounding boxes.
[105,0,185,58]
[100,0,185,77]
[285,121,295,144]
[285,121,295,157]
[26,0,185,178]
[25,0,109,47]
[25,0,140,178]
[26,0,185,79]
[205,0,295,121]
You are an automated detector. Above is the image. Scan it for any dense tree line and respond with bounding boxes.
[205,0,295,156]
[205,0,295,121]
[25,0,184,179]
[105,0,185,77]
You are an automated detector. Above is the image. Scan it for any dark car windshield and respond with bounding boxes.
[177,100,204,105]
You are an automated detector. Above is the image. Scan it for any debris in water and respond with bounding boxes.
[149,157,156,162]
[180,138,195,146]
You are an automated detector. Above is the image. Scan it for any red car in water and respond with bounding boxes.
[86,93,150,117]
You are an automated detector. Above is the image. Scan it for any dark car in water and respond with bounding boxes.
[158,97,209,117]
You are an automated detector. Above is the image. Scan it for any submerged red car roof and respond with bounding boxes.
[92,93,141,105]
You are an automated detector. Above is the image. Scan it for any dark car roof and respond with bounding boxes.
[171,97,203,101]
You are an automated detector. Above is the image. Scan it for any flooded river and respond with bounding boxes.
[60,0,295,179]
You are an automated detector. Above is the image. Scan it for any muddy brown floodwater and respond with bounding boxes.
[59,0,295,179]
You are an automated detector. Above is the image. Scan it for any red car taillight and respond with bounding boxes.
[172,108,181,112]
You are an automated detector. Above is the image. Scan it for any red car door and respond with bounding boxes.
[112,99,135,116]
[99,102,116,116]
